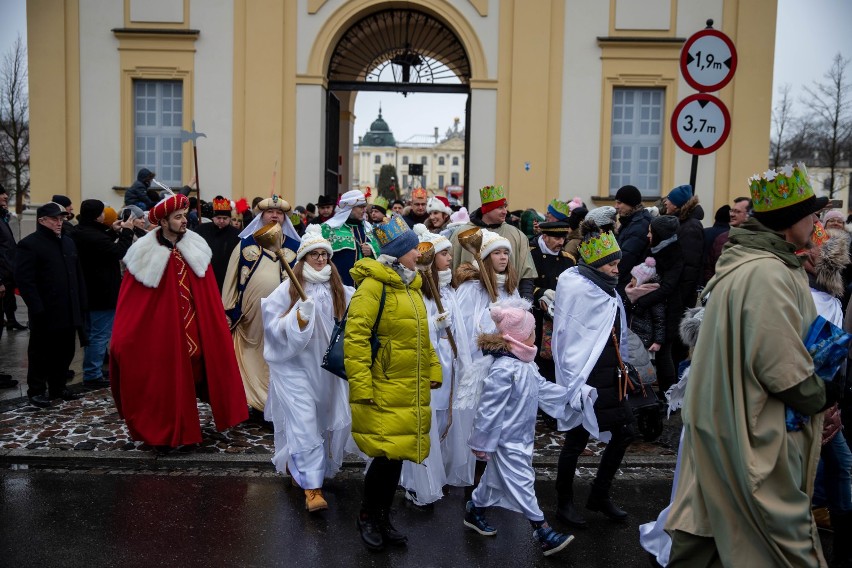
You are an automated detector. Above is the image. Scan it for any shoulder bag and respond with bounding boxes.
[321,284,387,380]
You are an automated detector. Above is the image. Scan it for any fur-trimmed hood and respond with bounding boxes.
[679,307,705,348]
[677,195,704,223]
[807,228,851,298]
[453,261,481,286]
[122,228,212,288]
[477,332,510,353]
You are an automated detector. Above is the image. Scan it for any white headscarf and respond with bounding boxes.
[325,189,367,229]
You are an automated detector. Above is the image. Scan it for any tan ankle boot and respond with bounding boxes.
[305,488,328,512]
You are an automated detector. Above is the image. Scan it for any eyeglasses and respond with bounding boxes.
[307,251,329,260]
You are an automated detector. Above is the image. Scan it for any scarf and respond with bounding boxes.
[503,335,538,362]
[651,234,678,254]
[303,263,331,283]
[378,254,417,285]
[438,269,452,288]
[578,262,617,296]
[495,273,507,288]
[537,235,560,256]
[725,217,802,268]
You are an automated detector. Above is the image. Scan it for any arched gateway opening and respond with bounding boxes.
[324,8,473,205]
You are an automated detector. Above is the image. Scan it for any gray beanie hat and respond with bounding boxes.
[585,206,617,230]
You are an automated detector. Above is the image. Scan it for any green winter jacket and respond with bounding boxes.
[345,258,442,463]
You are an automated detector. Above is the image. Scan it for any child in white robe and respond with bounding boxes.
[463,300,575,557]
[452,229,521,493]
[400,225,473,507]
[261,225,355,513]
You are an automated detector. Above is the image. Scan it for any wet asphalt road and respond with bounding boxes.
[2,470,677,568]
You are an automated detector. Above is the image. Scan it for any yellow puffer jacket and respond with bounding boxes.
[345,258,442,463]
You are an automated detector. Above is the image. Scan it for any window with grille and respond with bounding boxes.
[421,156,428,165]
[439,157,445,166]
[438,175,444,189]
[609,88,664,196]
[402,156,409,165]
[134,80,183,186]
[452,156,459,166]
[374,155,381,164]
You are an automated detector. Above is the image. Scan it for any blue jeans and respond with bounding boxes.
[816,431,852,513]
[83,310,115,381]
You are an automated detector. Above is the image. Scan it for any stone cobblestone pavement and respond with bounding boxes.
[0,387,680,466]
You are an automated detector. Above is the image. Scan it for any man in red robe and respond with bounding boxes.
[110,193,247,448]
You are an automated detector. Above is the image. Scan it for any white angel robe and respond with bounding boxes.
[469,354,572,521]
[400,284,473,502]
[552,267,628,443]
[450,279,519,486]
[261,278,355,489]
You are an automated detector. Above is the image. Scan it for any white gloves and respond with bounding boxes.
[297,298,315,322]
[433,311,453,331]
[540,289,556,317]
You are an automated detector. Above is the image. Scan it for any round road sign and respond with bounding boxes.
[670,93,731,155]
[680,28,737,92]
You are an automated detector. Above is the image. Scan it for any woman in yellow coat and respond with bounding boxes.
[345,214,442,552]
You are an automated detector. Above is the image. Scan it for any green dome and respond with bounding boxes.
[361,108,396,146]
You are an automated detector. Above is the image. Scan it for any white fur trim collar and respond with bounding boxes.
[123,228,212,288]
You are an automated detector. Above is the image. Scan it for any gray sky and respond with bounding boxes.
[1,0,848,141]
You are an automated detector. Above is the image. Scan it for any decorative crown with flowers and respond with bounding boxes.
[748,162,815,213]
[479,185,506,204]
[212,195,232,214]
[373,214,411,246]
[411,188,428,200]
[579,231,620,266]
[548,198,571,218]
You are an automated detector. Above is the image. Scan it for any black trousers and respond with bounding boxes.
[3,290,18,324]
[27,326,76,398]
[363,456,403,512]
[555,422,635,504]
[655,340,677,394]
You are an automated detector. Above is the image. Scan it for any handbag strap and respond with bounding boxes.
[610,328,646,400]
[371,284,387,335]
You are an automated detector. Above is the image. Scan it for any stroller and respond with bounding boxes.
[624,328,666,442]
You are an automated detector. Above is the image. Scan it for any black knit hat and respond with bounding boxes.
[52,194,72,208]
[650,215,679,244]
[78,199,105,223]
[568,206,588,231]
[615,185,642,208]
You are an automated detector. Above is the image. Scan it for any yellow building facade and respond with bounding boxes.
[27,0,778,216]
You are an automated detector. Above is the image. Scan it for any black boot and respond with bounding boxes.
[377,508,407,546]
[555,501,588,529]
[357,508,384,551]
[829,510,852,568]
[586,494,628,521]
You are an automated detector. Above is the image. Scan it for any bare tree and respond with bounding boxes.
[770,84,796,168]
[0,35,29,215]
[801,53,852,199]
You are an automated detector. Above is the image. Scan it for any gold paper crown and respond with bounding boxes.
[479,185,505,205]
[212,196,231,213]
[373,214,410,246]
[411,188,428,200]
[579,231,620,266]
[373,196,389,209]
[748,163,814,213]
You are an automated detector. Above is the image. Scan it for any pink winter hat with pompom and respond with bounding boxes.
[631,257,657,286]
[491,304,535,343]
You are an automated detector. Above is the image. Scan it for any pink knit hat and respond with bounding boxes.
[630,257,657,286]
[490,300,537,362]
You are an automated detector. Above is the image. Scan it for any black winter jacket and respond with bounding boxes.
[71,220,134,310]
[124,168,157,210]
[588,314,635,431]
[15,224,87,331]
[629,275,666,349]
[0,211,15,285]
[631,239,684,343]
[674,197,705,310]
[616,208,653,305]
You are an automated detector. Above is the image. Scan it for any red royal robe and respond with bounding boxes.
[110,235,248,446]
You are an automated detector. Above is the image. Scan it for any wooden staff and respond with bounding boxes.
[253,221,307,301]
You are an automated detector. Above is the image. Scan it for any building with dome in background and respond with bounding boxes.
[353,108,465,202]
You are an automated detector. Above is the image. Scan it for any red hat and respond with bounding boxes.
[427,195,452,216]
[149,194,189,226]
